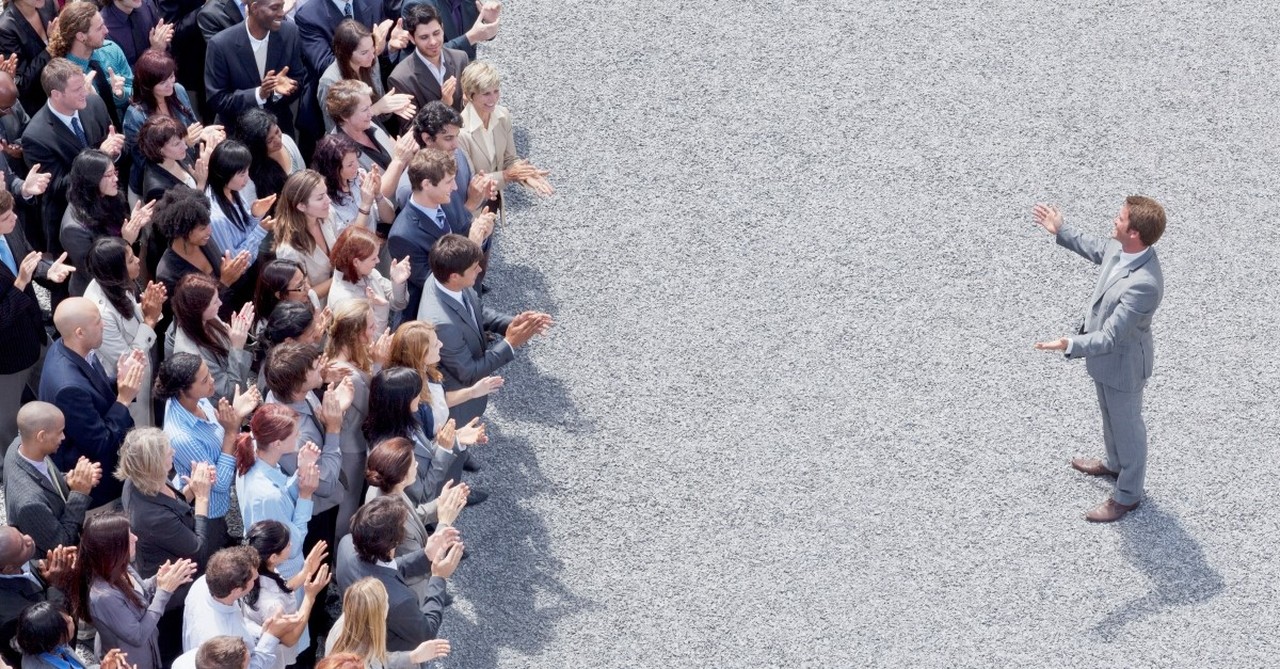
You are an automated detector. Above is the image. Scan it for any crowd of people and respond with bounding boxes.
[0,0,557,665]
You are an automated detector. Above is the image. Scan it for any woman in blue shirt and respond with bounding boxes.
[156,352,260,549]
[206,140,277,263]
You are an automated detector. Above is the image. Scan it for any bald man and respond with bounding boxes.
[0,525,77,666]
[4,402,101,553]
[38,297,144,507]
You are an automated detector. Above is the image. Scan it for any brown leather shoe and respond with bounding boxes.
[1085,498,1140,523]
[1071,457,1118,477]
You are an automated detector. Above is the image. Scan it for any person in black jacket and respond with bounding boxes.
[0,527,77,667]
[204,0,307,136]
[0,0,56,117]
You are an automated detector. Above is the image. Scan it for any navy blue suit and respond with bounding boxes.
[387,201,451,318]
[38,340,134,506]
[297,0,384,78]
[204,21,308,135]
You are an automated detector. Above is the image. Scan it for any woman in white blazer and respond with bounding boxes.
[83,237,166,427]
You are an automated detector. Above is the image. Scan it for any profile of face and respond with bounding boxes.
[1112,204,1132,242]
[424,330,442,366]
[126,246,141,280]
[279,269,310,303]
[229,168,250,192]
[266,123,283,154]
[344,95,374,133]
[304,356,324,391]
[36,416,66,454]
[187,361,217,400]
[99,163,119,197]
[339,152,359,184]
[161,134,188,162]
[186,222,213,247]
[78,12,109,50]
[427,124,461,153]
[79,309,106,351]
[453,261,482,290]
[0,527,36,567]
[351,36,375,69]
[299,184,331,221]
[202,291,223,322]
[353,250,378,280]
[412,19,443,59]
[0,206,17,235]
[421,171,456,206]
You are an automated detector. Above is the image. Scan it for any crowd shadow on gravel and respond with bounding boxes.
[1091,501,1224,641]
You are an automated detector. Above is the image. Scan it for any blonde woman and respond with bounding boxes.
[325,577,451,669]
[324,299,391,537]
[274,169,377,299]
[457,61,554,216]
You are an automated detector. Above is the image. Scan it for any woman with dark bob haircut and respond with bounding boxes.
[154,185,251,300]
[242,519,331,667]
[66,514,198,669]
[139,114,206,204]
[364,368,459,519]
[207,139,276,262]
[255,258,320,320]
[15,601,81,667]
[311,132,393,231]
[235,108,304,202]
[124,49,217,196]
[60,150,154,294]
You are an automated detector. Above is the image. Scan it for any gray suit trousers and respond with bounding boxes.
[1095,381,1147,505]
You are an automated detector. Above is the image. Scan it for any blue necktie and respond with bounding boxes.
[0,235,16,275]
[343,1,352,17]
[435,210,448,232]
[70,116,88,148]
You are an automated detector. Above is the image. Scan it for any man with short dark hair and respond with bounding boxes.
[387,3,468,114]
[402,0,500,60]
[334,495,463,651]
[191,635,249,669]
[204,0,307,135]
[4,402,101,553]
[182,546,296,656]
[1033,197,1167,523]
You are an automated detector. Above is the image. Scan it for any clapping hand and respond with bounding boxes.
[1032,203,1063,235]
[434,418,457,449]
[296,461,320,498]
[64,456,102,494]
[389,256,411,285]
[375,87,416,120]
[148,18,173,49]
[468,207,495,245]
[215,396,240,431]
[193,140,213,188]
[319,376,355,432]
[410,639,451,664]
[359,165,381,210]
[364,282,389,307]
[45,251,74,284]
[12,250,38,291]
[296,440,322,471]
[19,163,50,198]
[273,66,298,97]
[372,18,392,55]
[476,0,501,22]
[436,479,469,525]
[424,525,460,560]
[441,76,457,107]
[232,383,262,419]
[140,281,166,327]
[388,18,410,50]
[122,199,156,244]
[100,125,124,158]
[252,193,278,220]
[36,545,77,588]
[0,53,16,77]
[155,558,198,593]
[183,461,214,502]
[106,67,125,98]
[430,540,465,579]
[468,375,503,399]
[227,302,255,349]
[392,131,418,164]
[220,249,251,287]
[369,327,392,366]
[99,648,137,669]
[503,311,554,348]
[455,416,487,446]
[302,563,331,597]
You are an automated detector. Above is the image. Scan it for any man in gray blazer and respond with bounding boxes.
[416,234,551,475]
[1033,197,1167,523]
[4,402,101,553]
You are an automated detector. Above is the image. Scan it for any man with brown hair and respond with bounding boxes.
[1033,196,1167,523]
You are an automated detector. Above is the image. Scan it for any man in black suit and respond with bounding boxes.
[197,0,243,41]
[204,0,307,135]
[0,191,67,453]
[0,527,76,667]
[4,402,101,554]
[333,496,462,651]
[21,58,124,256]
[388,149,491,317]
[402,0,499,60]
[38,297,145,508]
[387,3,468,114]
[297,0,383,78]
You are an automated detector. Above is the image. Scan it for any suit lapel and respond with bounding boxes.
[61,342,114,401]
[267,30,285,76]
[435,284,482,341]
[414,56,442,99]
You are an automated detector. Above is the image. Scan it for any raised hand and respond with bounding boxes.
[297,461,320,498]
[297,440,322,471]
[301,540,328,577]
[465,171,496,209]
[369,327,392,366]
[105,67,125,98]
[122,199,156,244]
[441,76,457,107]
[13,250,39,291]
[388,18,409,50]
[503,311,553,348]
[363,282,389,307]
[430,540,464,579]
[259,69,280,99]
[149,18,173,49]
[115,352,145,405]
[424,526,459,561]
[0,53,16,77]
[319,376,355,432]
[1032,203,1063,234]
[65,456,102,494]
[193,140,213,189]
[477,0,501,21]
[468,207,495,244]
[220,250,251,287]
[155,558,198,593]
[252,193,278,219]
[19,163,49,198]
[302,563,331,597]
[359,164,381,209]
[375,87,415,120]
[434,418,456,449]
[389,256,411,285]
[263,609,306,638]
[314,306,333,338]
[37,545,77,587]
[233,383,261,419]
[274,66,297,97]
[140,281,166,327]
[100,125,124,158]
[46,251,75,284]
[372,18,392,55]
[99,648,136,669]
[410,639,451,664]
[228,301,254,349]
[436,479,468,526]
[201,124,227,147]
[215,396,240,432]
[455,416,487,446]
[468,375,503,398]
[184,121,206,147]
[392,131,418,163]
[186,461,213,501]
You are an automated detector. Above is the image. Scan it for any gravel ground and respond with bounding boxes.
[11,1,1280,666]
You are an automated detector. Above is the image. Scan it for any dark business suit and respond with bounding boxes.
[333,535,447,650]
[197,0,243,41]
[404,0,479,59]
[297,0,383,78]
[386,47,469,114]
[37,340,134,507]
[0,1,55,118]
[204,21,308,135]
[387,201,451,317]
[3,444,90,554]
[415,279,511,426]
[0,564,52,666]
[160,0,209,104]
[21,96,115,256]
[0,227,49,452]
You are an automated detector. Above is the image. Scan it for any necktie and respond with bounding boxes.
[70,116,88,148]
[460,291,479,332]
[448,0,464,32]
[343,1,352,17]
[0,235,16,275]
[87,351,108,382]
[435,209,448,231]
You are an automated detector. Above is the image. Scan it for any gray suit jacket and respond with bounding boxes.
[2,442,90,554]
[416,282,513,424]
[1057,225,1164,392]
[333,535,447,651]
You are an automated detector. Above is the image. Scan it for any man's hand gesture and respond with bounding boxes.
[1033,203,1063,235]
[65,456,102,494]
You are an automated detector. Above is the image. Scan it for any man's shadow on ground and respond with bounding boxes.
[1091,499,1224,641]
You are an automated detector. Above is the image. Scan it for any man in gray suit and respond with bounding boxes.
[416,234,551,476]
[1033,197,1167,523]
[4,402,101,553]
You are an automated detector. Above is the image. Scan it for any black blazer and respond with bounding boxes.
[204,21,308,135]
[333,535,446,650]
[0,227,48,374]
[387,202,450,317]
[141,161,196,203]
[197,0,243,41]
[21,96,114,256]
[0,562,51,666]
[386,47,469,114]
[0,1,55,116]
[297,0,383,77]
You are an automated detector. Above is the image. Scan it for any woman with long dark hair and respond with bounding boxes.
[124,49,217,197]
[242,519,332,669]
[207,139,276,261]
[60,150,154,295]
[317,19,414,133]
[364,367,462,519]
[167,273,255,401]
[236,108,304,202]
[255,258,321,319]
[84,237,166,427]
[67,514,197,669]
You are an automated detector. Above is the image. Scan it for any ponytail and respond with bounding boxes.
[235,433,257,476]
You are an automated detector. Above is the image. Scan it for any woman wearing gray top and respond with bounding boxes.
[317,20,414,133]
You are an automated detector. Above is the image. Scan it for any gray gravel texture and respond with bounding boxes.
[454,0,1280,666]
[13,0,1280,666]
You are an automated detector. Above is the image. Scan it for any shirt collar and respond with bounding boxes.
[48,106,81,130]
[433,276,464,303]
[246,21,269,47]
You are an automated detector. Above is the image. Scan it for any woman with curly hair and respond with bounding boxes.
[153,185,251,299]
[310,132,394,233]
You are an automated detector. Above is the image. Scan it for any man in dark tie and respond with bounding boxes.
[388,148,491,317]
[38,296,145,508]
[4,402,102,554]
[21,58,124,256]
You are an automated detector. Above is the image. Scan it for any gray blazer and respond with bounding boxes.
[88,568,171,669]
[2,443,90,554]
[1057,226,1164,392]
[333,535,447,651]
[416,282,514,425]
